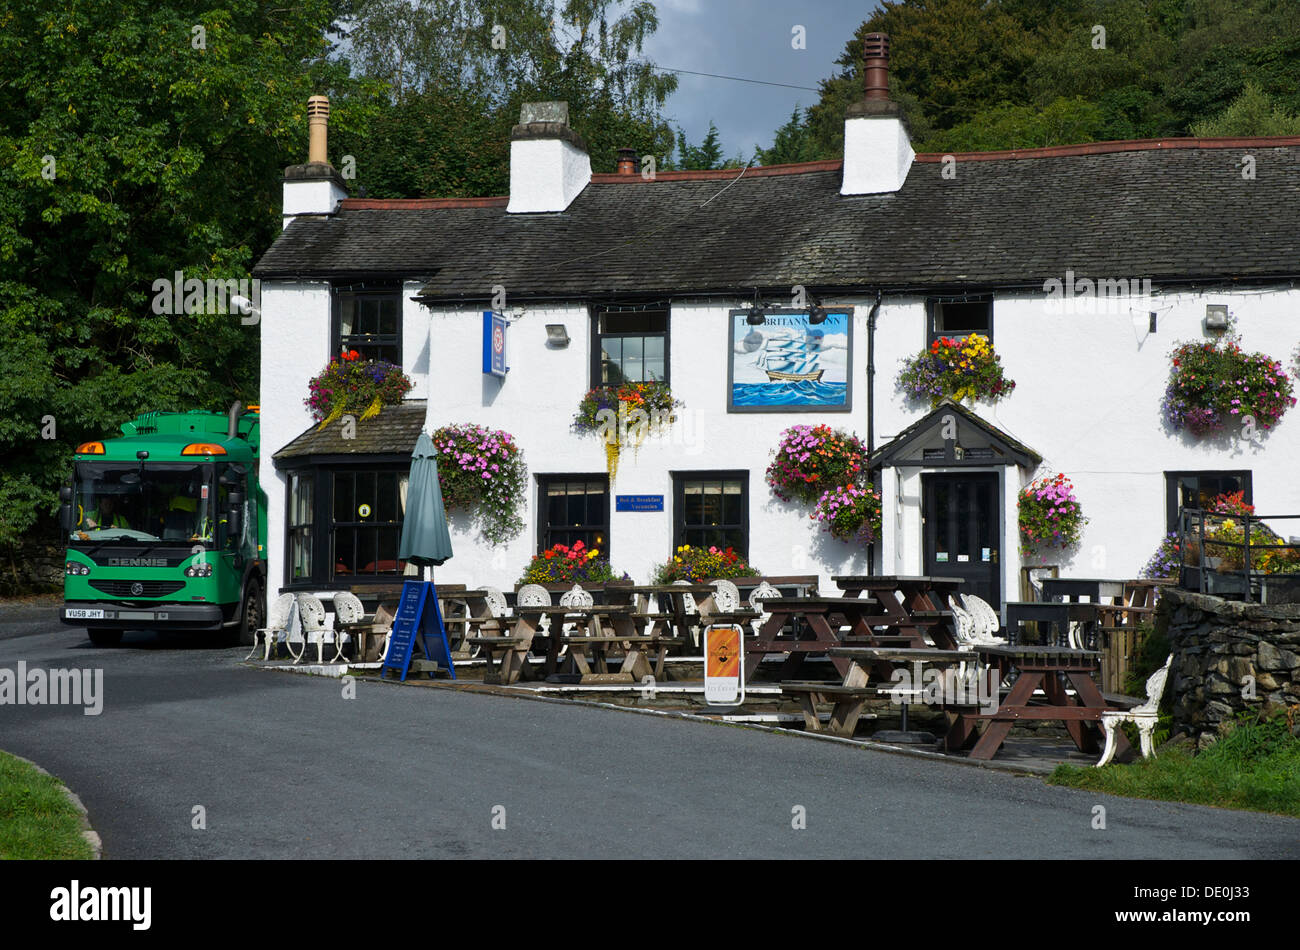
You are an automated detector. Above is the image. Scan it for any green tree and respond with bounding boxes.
[1191,82,1300,137]
[342,0,678,187]
[756,108,822,166]
[0,0,370,551]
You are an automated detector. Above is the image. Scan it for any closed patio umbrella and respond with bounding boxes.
[399,431,454,574]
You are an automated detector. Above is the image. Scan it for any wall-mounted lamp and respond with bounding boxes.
[1205,305,1229,333]
[545,324,570,347]
[808,304,828,325]
[1149,312,1157,333]
[746,288,767,325]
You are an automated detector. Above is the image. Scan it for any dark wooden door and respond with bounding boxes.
[922,472,1001,610]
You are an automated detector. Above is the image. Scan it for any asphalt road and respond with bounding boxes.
[3,601,1299,859]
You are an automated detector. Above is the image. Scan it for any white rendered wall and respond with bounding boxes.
[872,285,1300,603]
[258,282,331,598]
[506,138,592,213]
[422,298,875,590]
[841,117,915,195]
[259,272,1300,601]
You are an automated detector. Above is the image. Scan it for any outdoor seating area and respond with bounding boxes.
[246,570,1173,768]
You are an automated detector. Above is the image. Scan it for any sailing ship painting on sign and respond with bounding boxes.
[728,308,853,412]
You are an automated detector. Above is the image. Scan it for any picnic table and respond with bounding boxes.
[603,583,719,642]
[781,646,969,737]
[744,596,884,683]
[832,575,965,650]
[944,644,1130,761]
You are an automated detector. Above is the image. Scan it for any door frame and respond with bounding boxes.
[920,469,1003,610]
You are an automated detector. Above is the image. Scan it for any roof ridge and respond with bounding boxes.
[914,135,1300,162]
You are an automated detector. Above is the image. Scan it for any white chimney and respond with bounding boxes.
[507,102,592,214]
[841,33,914,196]
[282,95,348,229]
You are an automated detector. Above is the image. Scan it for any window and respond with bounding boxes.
[1166,471,1253,533]
[333,284,402,364]
[673,472,748,554]
[928,295,992,345]
[287,472,314,582]
[538,476,609,552]
[331,469,407,579]
[593,310,668,386]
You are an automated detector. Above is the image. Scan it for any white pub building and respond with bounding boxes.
[253,41,1300,613]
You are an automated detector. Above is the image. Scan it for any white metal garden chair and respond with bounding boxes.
[960,593,1007,645]
[671,580,702,648]
[291,593,328,664]
[516,584,553,636]
[1096,654,1173,767]
[246,592,295,661]
[747,580,782,637]
[328,591,365,662]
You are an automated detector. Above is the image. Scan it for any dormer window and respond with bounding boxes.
[928,295,992,345]
[333,283,402,364]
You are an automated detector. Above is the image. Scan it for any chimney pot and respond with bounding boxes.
[307,95,330,165]
[617,148,637,175]
[863,32,890,101]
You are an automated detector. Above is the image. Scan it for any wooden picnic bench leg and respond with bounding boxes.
[968,670,1044,761]
[745,612,788,683]
[1040,668,1092,751]
[828,697,870,738]
[795,694,821,732]
[618,646,654,682]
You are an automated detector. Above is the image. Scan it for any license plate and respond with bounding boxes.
[65,608,105,620]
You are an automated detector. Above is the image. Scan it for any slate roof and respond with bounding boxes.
[273,401,427,462]
[252,139,1300,299]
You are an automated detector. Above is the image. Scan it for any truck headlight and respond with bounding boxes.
[64,561,90,576]
[185,563,213,578]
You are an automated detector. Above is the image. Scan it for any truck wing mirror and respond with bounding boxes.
[61,502,75,535]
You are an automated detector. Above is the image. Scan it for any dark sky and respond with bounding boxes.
[641,0,878,159]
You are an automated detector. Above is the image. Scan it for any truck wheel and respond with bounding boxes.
[237,581,264,647]
[88,629,123,647]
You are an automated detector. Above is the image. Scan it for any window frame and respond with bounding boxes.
[1165,470,1254,533]
[331,282,403,365]
[671,470,750,556]
[536,474,611,556]
[280,457,411,591]
[590,306,670,388]
[927,294,994,346]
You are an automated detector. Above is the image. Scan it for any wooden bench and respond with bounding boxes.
[780,681,881,736]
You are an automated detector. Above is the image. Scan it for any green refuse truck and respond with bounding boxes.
[59,403,267,646]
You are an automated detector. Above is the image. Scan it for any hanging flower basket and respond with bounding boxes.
[306,350,413,426]
[650,545,760,583]
[519,541,627,585]
[572,382,681,481]
[766,425,868,506]
[1018,473,1086,551]
[812,483,883,546]
[431,423,527,545]
[1162,337,1295,436]
[897,334,1015,406]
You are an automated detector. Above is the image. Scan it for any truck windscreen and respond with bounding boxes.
[72,463,214,544]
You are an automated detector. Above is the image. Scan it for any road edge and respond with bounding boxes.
[4,750,102,860]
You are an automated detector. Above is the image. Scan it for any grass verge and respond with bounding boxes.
[1048,712,1300,818]
[0,750,94,859]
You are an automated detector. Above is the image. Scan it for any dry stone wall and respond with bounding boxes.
[1164,588,1300,743]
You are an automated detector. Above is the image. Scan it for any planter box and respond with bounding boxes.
[1205,570,1248,598]
[1261,575,1300,605]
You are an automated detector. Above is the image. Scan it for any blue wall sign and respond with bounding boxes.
[616,494,665,512]
[380,580,456,682]
[483,311,508,378]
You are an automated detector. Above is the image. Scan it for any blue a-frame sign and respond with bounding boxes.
[380,580,456,682]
